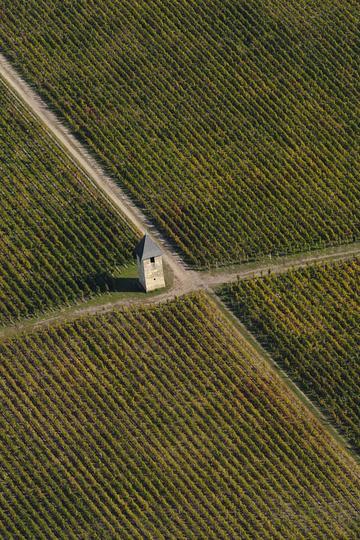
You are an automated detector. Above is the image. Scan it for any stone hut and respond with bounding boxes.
[134,234,165,292]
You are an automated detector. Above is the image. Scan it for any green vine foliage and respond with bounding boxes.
[0,293,359,538]
[220,258,360,451]
[0,81,137,325]
[1,0,359,266]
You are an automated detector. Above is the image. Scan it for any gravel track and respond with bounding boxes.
[1,52,359,335]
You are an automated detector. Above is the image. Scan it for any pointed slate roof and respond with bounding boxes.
[134,234,163,261]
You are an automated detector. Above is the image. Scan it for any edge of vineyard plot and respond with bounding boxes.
[0,77,139,325]
[0,0,359,266]
[0,292,359,538]
[219,257,360,452]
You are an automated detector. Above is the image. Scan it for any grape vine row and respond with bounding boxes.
[220,258,360,451]
[1,0,359,266]
[0,293,359,538]
[0,79,138,325]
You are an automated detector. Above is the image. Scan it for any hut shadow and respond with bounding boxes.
[85,272,141,294]
[110,276,141,293]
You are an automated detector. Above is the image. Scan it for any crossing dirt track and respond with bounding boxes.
[0,2,360,537]
[1,51,359,324]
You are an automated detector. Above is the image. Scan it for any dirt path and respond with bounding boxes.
[1,52,360,337]
[1,240,359,341]
[0,53,360,470]
[200,240,360,287]
[0,53,188,287]
[1,54,358,467]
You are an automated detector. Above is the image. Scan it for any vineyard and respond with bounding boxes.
[0,293,359,539]
[219,258,360,451]
[0,78,138,326]
[1,0,359,266]
[1,0,360,536]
